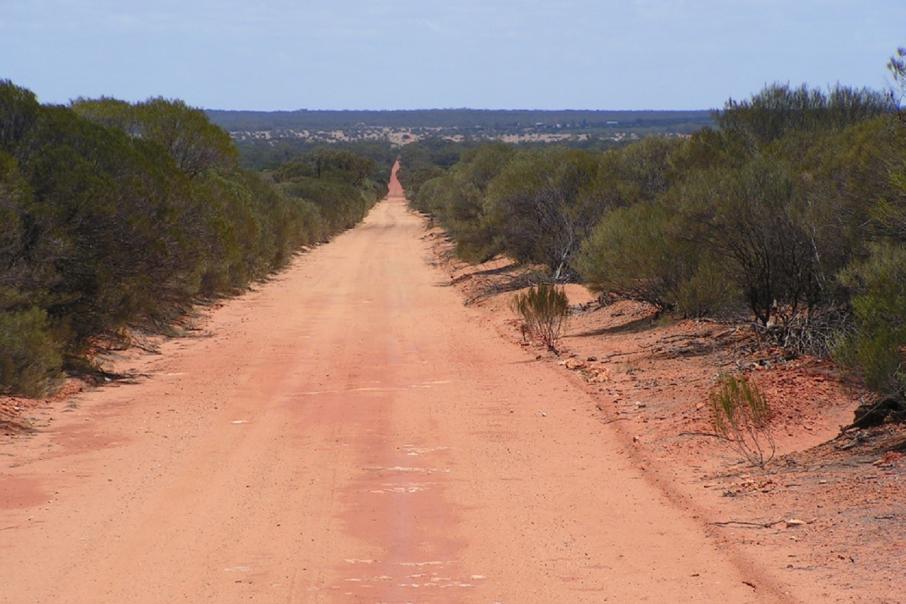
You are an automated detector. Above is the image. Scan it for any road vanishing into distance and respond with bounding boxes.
[0,165,778,602]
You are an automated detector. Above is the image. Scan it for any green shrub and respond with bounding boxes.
[511,284,569,352]
[485,148,600,278]
[407,145,516,264]
[279,178,369,232]
[0,81,384,396]
[836,243,906,398]
[0,308,62,397]
[675,258,739,318]
[575,203,691,312]
[685,157,820,327]
[709,374,775,467]
[717,83,894,149]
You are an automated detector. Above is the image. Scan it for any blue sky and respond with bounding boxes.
[2,0,904,110]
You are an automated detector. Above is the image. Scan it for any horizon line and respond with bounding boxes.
[204,106,717,113]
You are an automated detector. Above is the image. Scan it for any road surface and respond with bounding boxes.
[0,164,778,602]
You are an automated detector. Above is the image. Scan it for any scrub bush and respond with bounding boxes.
[0,308,62,397]
[511,284,570,353]
[709,374,775,467]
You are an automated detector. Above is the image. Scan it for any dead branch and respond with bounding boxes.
[678,431,725,439]
[709,519,783,529]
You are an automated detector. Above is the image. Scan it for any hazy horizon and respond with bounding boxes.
[206,107,714,112]
[3,1,904,111]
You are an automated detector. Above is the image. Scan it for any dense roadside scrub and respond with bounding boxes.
[0,81,387,396]
[401,55,906,408]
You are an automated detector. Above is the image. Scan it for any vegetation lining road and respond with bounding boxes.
[0,82,390,397]
[401,77,906,420]
[0,170,787,601]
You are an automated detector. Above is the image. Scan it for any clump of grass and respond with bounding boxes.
[709,373,775,467]
[511,283,569,353]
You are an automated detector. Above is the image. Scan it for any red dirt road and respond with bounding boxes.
[0,165,781,602]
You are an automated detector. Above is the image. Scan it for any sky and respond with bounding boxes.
[1,0,904,111]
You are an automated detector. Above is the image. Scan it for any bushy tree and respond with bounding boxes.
[484,148,600,278]
[0,81,384,396]
[837,243,906,398]
[0,81,39,151]
[696,158,820,326]
[73,97,238,177]
[577,203,675,309]
[888,46,906,105]
[398,53,906,419]
[585,136,679,210]
[717,83,894,150]
[0,307,62,397]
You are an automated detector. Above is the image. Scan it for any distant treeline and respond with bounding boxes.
[401,77,906,404]
[235,139,400,173]
[207,108,713,133]
[0,81,389,396]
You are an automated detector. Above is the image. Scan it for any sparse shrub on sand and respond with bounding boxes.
[511,283,569,353]
[708,373,775,467]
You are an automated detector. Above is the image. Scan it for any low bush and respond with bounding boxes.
[511,284,569,353]
[575,203,690,312]
[484,148,600,278]
[675,258,739,318]
[0,80,387,396]
[709,374,775,467]
[836,243,906,400]
[0,308,62,397]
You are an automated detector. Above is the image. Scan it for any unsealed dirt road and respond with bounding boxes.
[0,165,783,602]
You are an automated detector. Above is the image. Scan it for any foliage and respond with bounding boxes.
[484,148,600,278]
[0,82,39,151]
[576,203,689,312]
[674,258,739,319]
[709,374,775,467]
[405,61,905,407]
[716,83,894,150]
[72,97,238,177]
[407,143,512,262]
[887,46,906,103]
[0,80,384,396]
[0,307,62,397]
[388,52,906,411]
[270,148,385,234]
[588,136,680,209]
[398,138,472,206]
[510,283,570,352]
[690,157,821,326]
[273,148,376,186]
[836,243,906,398]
